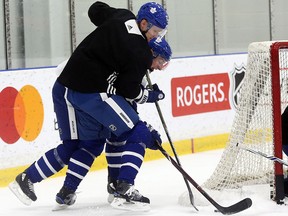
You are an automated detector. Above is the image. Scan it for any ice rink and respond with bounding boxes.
[0,149,287,216]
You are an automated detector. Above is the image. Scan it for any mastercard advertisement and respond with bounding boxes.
[0,85,44,144]
[0,68,59,168]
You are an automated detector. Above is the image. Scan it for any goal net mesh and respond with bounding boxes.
[179,41,288,205]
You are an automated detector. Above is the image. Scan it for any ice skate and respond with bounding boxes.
[53,186,77,211]
[107,178,117,203]
[9,172,37,206]
[111,180,150,211]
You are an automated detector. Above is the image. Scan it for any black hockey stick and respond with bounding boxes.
[157,143,252,215]
[238,144,288,166]
[145,71,198,211]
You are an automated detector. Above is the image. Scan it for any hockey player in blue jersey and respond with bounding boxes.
[106,37,172,209]
[9,1,170,211]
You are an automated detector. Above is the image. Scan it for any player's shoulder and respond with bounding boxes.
[114,8,135,20]
[107,9,136,29]
[106,13,143,41]
[88,2,135,27]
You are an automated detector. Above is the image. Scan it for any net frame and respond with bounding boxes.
[271,42,288,202]
[200,41,288,204]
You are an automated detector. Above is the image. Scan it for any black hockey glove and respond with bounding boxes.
[136,84,165,104]
[145,122,162,150]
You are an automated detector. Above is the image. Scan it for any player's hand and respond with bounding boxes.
[144,122,162,150]
[136,84,165,104]
[147,84,165,103]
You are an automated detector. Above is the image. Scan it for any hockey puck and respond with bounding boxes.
[214,209,220,213]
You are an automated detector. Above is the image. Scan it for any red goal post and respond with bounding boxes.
[271,41,288,202]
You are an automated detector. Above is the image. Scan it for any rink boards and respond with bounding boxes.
[0,53,247,187]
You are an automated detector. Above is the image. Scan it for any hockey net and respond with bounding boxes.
[179,41,288,205]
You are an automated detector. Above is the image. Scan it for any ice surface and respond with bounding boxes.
[0,149,287,216]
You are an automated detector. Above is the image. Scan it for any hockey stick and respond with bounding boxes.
[145,71,198,211]
[238,144,288,166]
[157,143,252,215]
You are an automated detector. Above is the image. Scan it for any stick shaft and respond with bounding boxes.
[145,71,197,210]
[240,145,288,166]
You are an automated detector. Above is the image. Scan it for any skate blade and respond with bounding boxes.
[107,194,114,204]
[52,203,69,211]
[8,181,32,206]
[111,197,150,212]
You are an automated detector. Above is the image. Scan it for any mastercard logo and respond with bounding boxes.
[0,85,44,144]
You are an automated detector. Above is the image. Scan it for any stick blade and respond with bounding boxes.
[217,198,252,215]
[187,191,199,211]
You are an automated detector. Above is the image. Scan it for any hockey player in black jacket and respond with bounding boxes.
[9,1,169,211]
[58,1,168,99]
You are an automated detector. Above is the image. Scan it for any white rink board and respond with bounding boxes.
[138,54,248,141]
[0,68,60,168]
[0,53,248,169]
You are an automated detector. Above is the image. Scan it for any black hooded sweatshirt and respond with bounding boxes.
[57,1,153,100]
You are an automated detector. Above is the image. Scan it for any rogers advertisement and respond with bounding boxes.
[171,73,231,117]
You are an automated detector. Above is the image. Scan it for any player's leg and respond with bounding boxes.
[29,80,80,184]
[55,139,105,207]
[110,120,161,211]
[104,101,139,203]
[54,101,110,208]
[111,121,150,207]
[105,134,126,202]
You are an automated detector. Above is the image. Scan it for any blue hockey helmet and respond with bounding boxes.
[136,2,169,30]
[149,37,172,62]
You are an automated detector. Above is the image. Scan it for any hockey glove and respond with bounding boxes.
[148,84,165,102]
[145,122,162,150]
[136,84,165,104]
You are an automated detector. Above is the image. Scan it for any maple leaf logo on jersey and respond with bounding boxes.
[150,7,157,14]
